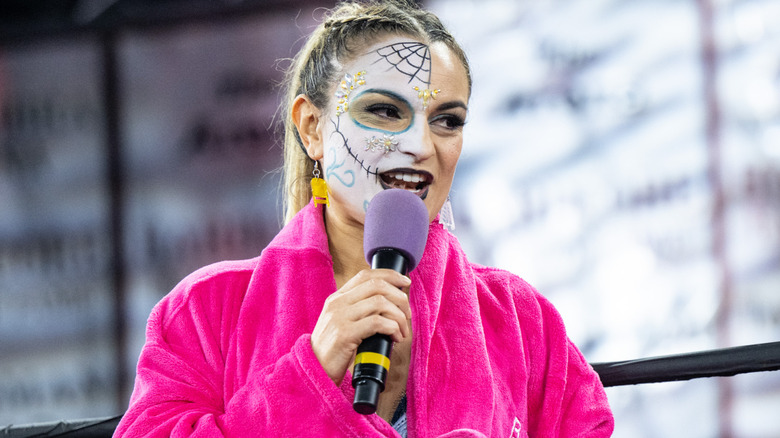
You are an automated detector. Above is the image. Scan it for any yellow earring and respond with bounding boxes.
[311,161,329,207]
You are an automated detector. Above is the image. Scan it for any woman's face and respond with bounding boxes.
[317,35,469,225]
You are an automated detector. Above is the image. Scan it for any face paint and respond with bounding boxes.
[335,71,366,117]
[365,133,399,154]
[320,36,469,225]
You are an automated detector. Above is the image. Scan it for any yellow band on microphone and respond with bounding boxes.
[354,352,391,371]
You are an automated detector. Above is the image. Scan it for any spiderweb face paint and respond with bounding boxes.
[375,41,441,109]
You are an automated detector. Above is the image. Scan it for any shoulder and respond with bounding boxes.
[181,257,258,285]
[471,263,534,294]
[151,258,258,331]
[176,258,257,297]
[427,226,553,319]
[470,262,567,335]
[155,204,329,322]
[471,263,543,308]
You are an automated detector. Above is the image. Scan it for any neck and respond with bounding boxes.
[324,206,370,287]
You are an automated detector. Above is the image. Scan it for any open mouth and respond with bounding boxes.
[379,169,433,199]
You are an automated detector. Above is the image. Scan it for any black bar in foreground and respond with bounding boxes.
[2,342,780,436]
[0,415,122,437]
[592,341,780,387]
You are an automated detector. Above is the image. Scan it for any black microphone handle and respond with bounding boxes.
[352,248,409,415]
[370,248,408,274]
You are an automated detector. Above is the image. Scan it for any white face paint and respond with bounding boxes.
[319,35,470,226]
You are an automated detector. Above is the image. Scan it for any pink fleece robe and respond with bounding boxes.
[115,201,614,437]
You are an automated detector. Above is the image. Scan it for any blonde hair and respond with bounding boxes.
[280,0,472,224]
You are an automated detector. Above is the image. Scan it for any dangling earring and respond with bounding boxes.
[311,161,329,207]
[439,195,455,230]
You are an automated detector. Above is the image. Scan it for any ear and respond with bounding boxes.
[291,94,325,161]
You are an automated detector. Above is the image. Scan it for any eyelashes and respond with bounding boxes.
[352,101,412,133]
[365,103,466,129]
[430,113,466,131]
[365,103,402,120]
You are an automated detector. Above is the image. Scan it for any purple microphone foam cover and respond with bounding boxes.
[364,189,430,271]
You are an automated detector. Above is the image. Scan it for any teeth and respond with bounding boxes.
[387,172,426,183]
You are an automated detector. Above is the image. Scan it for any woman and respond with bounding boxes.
[115,1,614,436]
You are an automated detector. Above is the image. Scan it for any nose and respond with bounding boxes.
[396,122,435,162]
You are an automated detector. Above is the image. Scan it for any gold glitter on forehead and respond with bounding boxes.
[413,86,440,110]
[335,71,366,117]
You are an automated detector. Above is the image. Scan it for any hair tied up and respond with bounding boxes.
[280,0,471,224]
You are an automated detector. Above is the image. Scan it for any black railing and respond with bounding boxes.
[3,341,780,437]
[592,341,780,387]
[0,416,121,437]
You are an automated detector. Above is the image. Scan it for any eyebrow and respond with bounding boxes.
[434,100,469,112]
[359,88,409,102]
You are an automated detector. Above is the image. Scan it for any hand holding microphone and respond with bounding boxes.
[310,189,429,414]
[353,189,429,414]
[310,269,412,388]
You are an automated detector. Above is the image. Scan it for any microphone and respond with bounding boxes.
[352,188,429,415]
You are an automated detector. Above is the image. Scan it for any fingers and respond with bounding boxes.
[325,270,410,337]
[334,269,412,316]
[311,268,413,385]
[349,295,410,342]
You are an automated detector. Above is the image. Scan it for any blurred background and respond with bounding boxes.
[0,0,778,436]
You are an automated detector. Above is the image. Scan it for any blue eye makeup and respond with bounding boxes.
[348,89,415,134]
